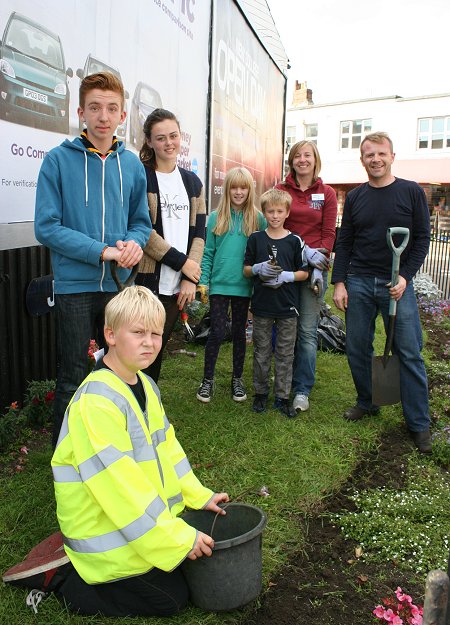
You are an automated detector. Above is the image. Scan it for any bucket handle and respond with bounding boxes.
[209,485,268,538]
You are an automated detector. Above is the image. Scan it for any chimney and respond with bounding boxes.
[292,81,313,106]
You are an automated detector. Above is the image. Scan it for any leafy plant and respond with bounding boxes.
[0,402,26,452]
[431,420,450,469]
[413,274,441,298]
[22,379,55,427]
[332,458,450,575]
[373,586,423,625]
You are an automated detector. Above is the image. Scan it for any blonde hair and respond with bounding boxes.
[105,286,165,333]
[287,141,322,182]
[260,188,292,213]
[213,167,260,237]
[360,131,394,155]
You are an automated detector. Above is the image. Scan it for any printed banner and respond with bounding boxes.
[0,0,210,223]
[209,0,286,211]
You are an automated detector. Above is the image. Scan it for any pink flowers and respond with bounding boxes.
[88,339,100,371]
[88,339,99,362]
[373,587,423,625]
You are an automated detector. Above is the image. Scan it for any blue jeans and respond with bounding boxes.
[345,275,430,432]
[291,272,328,397]
[53,292,115,447]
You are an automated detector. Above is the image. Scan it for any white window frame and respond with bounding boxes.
[417,116,450,150]
[304,123,318,144]
[340,119,372,150]
[285,125,296,153]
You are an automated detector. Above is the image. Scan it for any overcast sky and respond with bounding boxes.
[267,0,449,105]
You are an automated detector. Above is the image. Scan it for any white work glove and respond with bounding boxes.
[263,271,295,289]
[252,261,283,282]
[304,245,329,271]
[310,268,323,297]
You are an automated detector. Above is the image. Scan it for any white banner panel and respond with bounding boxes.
[0,0,210,224]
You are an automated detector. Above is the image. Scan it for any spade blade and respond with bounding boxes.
[372,354,401,406]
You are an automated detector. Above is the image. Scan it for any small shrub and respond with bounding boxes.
[413,274,442,298]
[22,379,55,427]
[0,402,27,452]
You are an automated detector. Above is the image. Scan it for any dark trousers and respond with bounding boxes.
[253,315,297,398]
[53,292,115,448]
[142,293,180,383]
[204,294,250,379]
[56,563,189,617]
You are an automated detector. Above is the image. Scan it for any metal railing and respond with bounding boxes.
[418,228,450,299]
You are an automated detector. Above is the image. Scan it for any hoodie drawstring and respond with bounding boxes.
[117,153,123,207]
[84,152,88,206]
[82,149,123,208]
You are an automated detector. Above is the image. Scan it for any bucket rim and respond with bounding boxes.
[206,502,267,551]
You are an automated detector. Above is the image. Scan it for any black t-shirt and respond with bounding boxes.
[95,358,146,412]
[331,178,430,283]
[244,230,306,318]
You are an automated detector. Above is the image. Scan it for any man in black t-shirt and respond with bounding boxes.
[331,132,431,453]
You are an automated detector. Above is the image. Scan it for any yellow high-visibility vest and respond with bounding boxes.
[52,369,214,584]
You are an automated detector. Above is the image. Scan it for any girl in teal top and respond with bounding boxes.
[196,168,266,404]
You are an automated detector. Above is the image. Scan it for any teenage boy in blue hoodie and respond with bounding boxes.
[34,72,151,448]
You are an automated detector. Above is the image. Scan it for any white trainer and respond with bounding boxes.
[293,394,309,412]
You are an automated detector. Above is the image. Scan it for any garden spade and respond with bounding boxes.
[372,227,410,406]
[110,260,139,291]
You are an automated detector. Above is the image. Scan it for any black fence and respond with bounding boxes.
[0,245,56,411]
[418,228,450,299]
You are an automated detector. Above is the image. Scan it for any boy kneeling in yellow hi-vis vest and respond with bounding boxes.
[3,286,229,617]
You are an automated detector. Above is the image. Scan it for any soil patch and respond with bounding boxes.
[243,426,424,625]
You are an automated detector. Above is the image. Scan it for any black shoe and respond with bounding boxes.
[273,396,283,409]
[277,399,296,419]
[409,429,432,454]
[231,377,247,402]
[196,378,214,403]
[253,394,268,413]
[343,405,380,422]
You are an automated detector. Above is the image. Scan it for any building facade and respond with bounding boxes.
[285,82,450,222]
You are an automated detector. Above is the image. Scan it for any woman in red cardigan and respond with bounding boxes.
[276,141,337,412]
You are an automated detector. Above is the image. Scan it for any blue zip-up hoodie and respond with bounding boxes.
[35,137,151,294]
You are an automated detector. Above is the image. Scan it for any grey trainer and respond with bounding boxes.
[293,394,309,412]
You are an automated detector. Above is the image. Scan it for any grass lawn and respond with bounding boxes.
[0,311,415,625]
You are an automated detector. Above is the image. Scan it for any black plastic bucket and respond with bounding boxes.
[181,502,267,611]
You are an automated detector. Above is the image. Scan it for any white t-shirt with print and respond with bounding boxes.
[157,167,190,296]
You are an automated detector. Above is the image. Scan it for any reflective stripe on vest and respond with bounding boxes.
[167,492,183,509]
[174,457,191,480]
[53,378,167,484]
[65,495,166,553]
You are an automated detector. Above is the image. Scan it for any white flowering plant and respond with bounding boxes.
[331,458,450,575]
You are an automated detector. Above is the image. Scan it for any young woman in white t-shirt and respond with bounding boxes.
[136,109,206,382]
